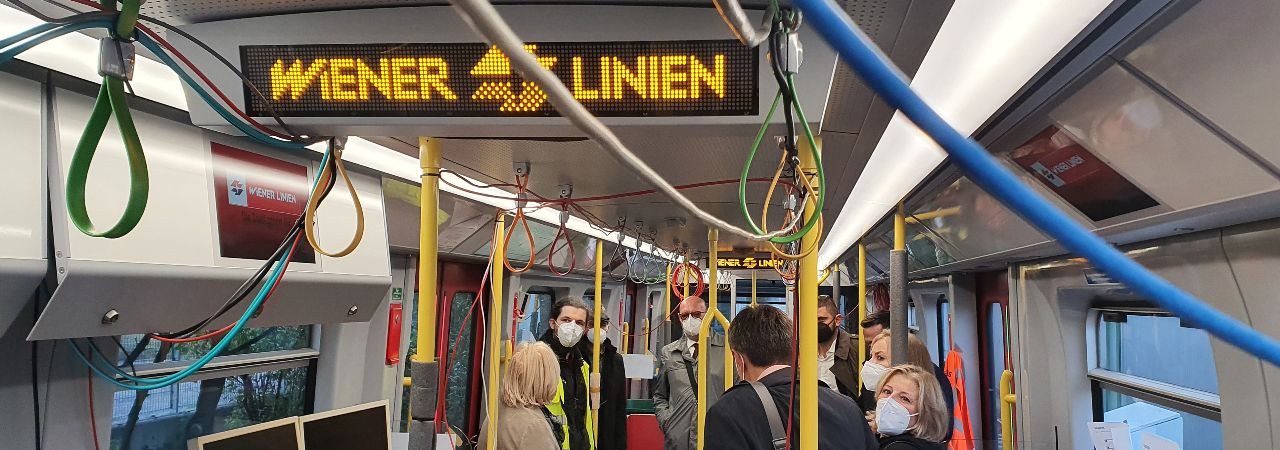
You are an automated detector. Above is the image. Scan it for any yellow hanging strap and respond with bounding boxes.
[304,138,366,257]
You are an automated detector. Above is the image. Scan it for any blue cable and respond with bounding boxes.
[0,20,112,65]
[73,148,333,390]
[134,33,309,152]
[791,0,1280,366]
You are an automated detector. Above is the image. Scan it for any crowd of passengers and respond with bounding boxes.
[479,295,955,450]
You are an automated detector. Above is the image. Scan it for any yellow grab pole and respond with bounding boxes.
[622,322,630,355]
[415,137,441,362]
[1000,369,1017,450]
[697,228,726,450]
[797,137,821,450]
[591,239,604,432]
[894,203,906,252]
[857,242,867,385]
[485,214,506,450]
[664,263,673,321]
[750,269,757,306]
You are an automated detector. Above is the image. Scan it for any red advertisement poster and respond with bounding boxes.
[1010,126,1158,222]
[211,142,316,262]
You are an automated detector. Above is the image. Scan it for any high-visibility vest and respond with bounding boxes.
[944,348,975,450]
[545,360,595,450]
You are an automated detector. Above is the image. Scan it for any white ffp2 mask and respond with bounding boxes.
[860,361,889,391]
[875,396,918,436]
[681,316,703,339]
[556,322,584,347]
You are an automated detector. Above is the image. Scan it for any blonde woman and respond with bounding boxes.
[858,329,955,442]
[478,342,561,450]
[868,365,950,450]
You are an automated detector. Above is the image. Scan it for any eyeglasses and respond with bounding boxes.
[677,311,705,320]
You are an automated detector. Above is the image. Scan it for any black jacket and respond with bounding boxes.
[829,328,861,400]
[582,337,628,450]
[704,368,879,450]
[879,434,946,450]
[541,329,593,450]
[858,363,955,442]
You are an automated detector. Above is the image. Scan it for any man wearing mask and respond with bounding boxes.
[651,296,726,450]
[539,297,595,450]
[816,295,861,400]
[579,311,627,450]
[704,305,877,450]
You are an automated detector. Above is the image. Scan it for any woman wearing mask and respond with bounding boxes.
[859,330,955,441]
[478,342,562,450]
[868,365,950,450]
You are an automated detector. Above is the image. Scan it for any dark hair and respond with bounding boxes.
[728,305,794,367]
[817,295,839,315]
[860,310,890,329]
[551,297,590,321]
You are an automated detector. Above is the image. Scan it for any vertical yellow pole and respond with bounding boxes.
[750,269,757,306]
[591,239,604,433]
[486,214,506,450]
[622,322,630,355]
[697,229,722,450]
[1000,370,1017,450]
[894,203,906,251]
[415,137,441,362]
[797,137,821,450]
[857,242,867,382]
[664,263,673,321]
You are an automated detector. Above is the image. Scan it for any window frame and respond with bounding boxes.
[107,325,321,382]
[1085,308,1222,421]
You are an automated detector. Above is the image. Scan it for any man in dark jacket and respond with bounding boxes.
[540,297,594,450]
[580,312,627,450]
[704,305,878,450]
[816,295,861,401]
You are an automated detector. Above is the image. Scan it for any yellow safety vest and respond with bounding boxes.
[545,360,595,450]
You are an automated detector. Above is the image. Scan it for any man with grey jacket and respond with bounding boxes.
[651,296,727,450]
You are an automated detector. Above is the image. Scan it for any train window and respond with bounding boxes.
[986,303,1007,449]
[1094,312,1219,394]
[109,364,312,449]
[937,299,951,357]
[115,326,312,367]
[908,299,919,330]
[400,291,479,431]
[518,290,556,342]
[1089,310,1222,450]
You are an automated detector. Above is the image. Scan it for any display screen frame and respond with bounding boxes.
[240,40,759,118]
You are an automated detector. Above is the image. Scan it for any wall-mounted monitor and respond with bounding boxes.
[300,400,392,450]
[188,417,302,450]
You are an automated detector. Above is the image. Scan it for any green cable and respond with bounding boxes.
[65,0,149,239]
[738,91,782,235]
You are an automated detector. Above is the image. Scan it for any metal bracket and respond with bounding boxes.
[558,183,573,199]
[98,38,136,80]
[513,161,531,177]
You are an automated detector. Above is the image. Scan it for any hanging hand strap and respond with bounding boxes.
[304,139,366,257]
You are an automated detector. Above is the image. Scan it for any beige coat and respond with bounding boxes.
[477,403,560,450]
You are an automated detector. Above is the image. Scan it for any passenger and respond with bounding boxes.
[477,342,561,450]
[580,311,627,450]
[539,297,595,450]
[868,365,950,450]
[860,311,891,343]
[860,330,954,442]
[815,294,862,400]
[703,305,878,450]
[652,296,727,450]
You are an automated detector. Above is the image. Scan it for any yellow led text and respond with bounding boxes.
[268,58,458,102]
[571,54,726,101]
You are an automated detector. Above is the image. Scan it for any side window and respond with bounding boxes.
[1090,310,1222,450]
[109,327,316,448]
[937,298,951,358]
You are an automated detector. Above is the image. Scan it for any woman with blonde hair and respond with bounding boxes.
[868,364,950,450]
[478,342,561,450]
[858,329,955,442]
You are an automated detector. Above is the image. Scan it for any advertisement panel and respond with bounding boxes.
[211,142,316,262]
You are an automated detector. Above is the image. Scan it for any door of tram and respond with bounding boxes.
[976,270,1013,449]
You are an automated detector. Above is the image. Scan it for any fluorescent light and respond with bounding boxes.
[0,4,187,108]
[817,0,1113,269]
[0,5,673,261]
[340,138,680,261]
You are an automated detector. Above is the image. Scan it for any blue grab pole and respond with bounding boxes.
[792,0,1280,366]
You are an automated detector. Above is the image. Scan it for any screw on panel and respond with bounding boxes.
[102,309,120,325]
[347,306,359,316]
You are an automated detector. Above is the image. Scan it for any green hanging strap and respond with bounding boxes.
[65,0,148,239]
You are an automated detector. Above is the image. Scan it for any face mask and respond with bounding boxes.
[681,316,703,339]
[817,322,837,343]
[556,322,584,347]
[860,361,889,391]
[875,397,918,436]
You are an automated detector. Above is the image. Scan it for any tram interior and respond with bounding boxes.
[3,0,1280,449]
